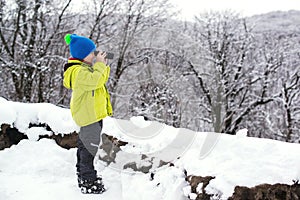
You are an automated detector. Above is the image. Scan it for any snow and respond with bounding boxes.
[196,183,203,193]
[0,101,16,126]
[25,127,53,141]
[130,116,152,128]
[236,128,248,138]
[182,185,192,197]
[0,98,300,199]
[182,134,300,198]
[0,97,79,134]
[189,193,197,200]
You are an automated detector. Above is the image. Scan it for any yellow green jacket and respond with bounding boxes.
[63,59,113,126]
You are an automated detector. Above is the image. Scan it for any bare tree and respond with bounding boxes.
[280,72,300,142]
[175,12,279,134]
[0,0,73,102]
[129,81,181,127]
[85,0,119,44]
[107,0,172,107]
[257,35,300,142]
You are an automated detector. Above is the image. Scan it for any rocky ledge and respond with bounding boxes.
[1,123,299,200]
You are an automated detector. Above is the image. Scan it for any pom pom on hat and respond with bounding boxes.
[64,34,72,45]
[64,34,96,60]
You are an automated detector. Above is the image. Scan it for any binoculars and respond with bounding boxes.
[94,51,114,59]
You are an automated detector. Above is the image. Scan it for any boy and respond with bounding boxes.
[63,34,113,194]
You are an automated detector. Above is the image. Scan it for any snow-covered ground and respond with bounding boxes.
[0,97,300,200]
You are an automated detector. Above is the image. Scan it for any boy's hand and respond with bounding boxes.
[96,51,107,65]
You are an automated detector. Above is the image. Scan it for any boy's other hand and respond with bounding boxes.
[96,51,107,65]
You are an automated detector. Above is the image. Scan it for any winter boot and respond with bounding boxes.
[77,173,102,188]
[78,177,106,194]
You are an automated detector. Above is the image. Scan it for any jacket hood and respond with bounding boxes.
[63,59,82,89]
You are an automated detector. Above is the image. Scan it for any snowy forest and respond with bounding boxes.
[0,0,299,143]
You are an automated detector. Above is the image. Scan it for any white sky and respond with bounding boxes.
[171,0,300,20]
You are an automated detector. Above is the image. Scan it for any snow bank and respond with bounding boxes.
[179,133,300,198]
[0,98,300,199]
[0,97,16,126]
[0,97,79,134]
[0,139,187,200]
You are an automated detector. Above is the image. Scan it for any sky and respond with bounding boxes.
[171,0,300,20]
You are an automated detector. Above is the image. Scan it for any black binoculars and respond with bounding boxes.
[94,51,114,59]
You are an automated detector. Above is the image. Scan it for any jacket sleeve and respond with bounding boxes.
[73,62,110,91]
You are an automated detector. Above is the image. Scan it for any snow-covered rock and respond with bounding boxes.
[0,97,79,134]
[229,182,300,200]
[25,127,52,141]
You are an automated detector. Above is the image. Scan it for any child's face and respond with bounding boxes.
[83,51,97,63]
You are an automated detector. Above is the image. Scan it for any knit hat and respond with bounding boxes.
[64,34,96,60]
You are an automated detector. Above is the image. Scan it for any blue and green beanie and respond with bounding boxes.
[64,34,96,60]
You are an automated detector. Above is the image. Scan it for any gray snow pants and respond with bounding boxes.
[76,120,102,181]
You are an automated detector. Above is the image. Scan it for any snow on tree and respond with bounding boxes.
[0,0,73,103]
[129,81,181,128]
